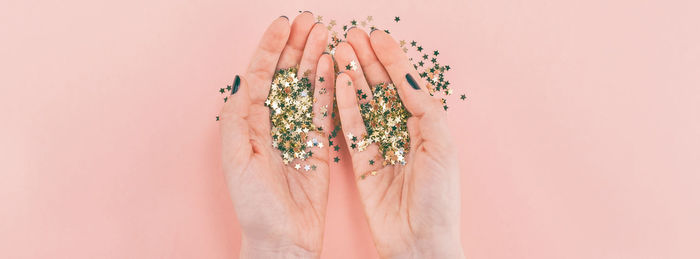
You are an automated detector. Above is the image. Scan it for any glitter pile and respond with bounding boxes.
[264,67,318,165]
[356,82,411,165]
[314,14,462,165]
[217,13,464,172]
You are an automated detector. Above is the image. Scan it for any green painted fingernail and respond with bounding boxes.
[231,75,240,95]
[405,73,420,90]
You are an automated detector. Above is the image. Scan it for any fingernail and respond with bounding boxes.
[405,73,420,90]
[231,75,240,95]
[279,15,288,20]
[322,51,330,55]
[370,27,378,34]
[302,10,313,14]
[348,26,357,31]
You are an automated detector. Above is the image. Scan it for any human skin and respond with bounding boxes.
[220,13,463,258]
[333,29,464,259]
[219,12,333,258]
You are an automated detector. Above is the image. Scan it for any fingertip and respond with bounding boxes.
[369,27,386,37]
[269,16,291,41]
[311,21,329,38]
[347,28,370,51]
[335,72,357,111]
[273,15,291,27]
[405,73,421,90]
[231,75,241,95]
[318,53,333,69]
[347,26,367,39]
[221,75,251,119]
[336,41,352,51]
[369,30,394,48]
[233,74,249,96]
[289,11,315,36]
[335,72,355,93]
[295,11,315,22]
[336,72,351,84]
[334,42,356,62]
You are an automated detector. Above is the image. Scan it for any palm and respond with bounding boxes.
[353,116,459,257]
[333,28,462,258]
[225,103,330,251]
[220,13,334,255]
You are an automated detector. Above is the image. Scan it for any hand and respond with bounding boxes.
[219,13,333,258]
[333,28,464,258]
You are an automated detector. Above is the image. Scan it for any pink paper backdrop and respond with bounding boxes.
[2,0,700,258]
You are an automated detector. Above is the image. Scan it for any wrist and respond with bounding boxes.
[240,236,320,259]
[385,235,464,259]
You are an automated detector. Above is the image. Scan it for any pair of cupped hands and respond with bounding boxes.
[220,12,463,259]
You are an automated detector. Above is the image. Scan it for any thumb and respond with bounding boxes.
[220,75,253,175]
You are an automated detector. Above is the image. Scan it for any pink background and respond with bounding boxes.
[2,0,700,258]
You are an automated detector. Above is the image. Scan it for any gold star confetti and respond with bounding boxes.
[349,60,358,71]
[265,66,318,165]
[357,82,411,165]
[321,104,328,117]
[217,14,465,169]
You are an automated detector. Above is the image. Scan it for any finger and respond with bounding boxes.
[276,11,316,70]
[297,23,329,86]
[335,73,385,178]
[312,54,335,139]
[245,16,291,104]
[334,42,373,104]
[304,53,335,165]
[346,27,391,86]
[220,75,253,175]
[369,30,442,117]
